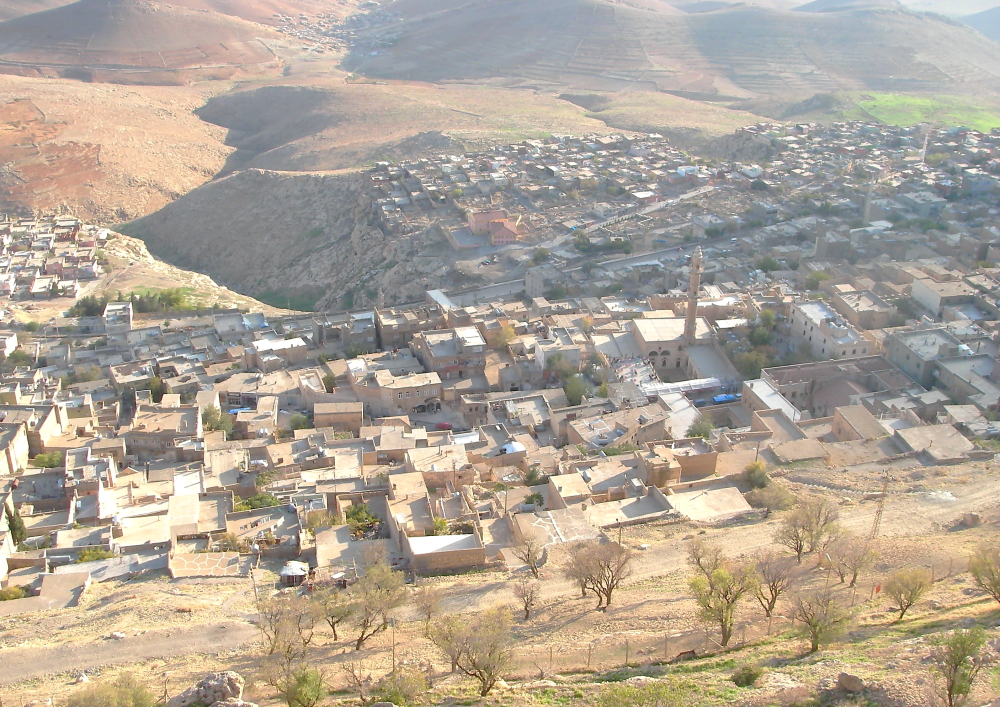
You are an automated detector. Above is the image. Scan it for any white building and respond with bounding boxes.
[790,300,871,361]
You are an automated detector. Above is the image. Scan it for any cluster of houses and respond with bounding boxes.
[0,217,106,301]
[6,120,1000,612]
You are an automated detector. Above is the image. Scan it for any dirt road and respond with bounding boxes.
[0,621,259,685]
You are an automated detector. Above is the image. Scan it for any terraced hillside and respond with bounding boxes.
[0,0,280,82]
[347,0,1000,97]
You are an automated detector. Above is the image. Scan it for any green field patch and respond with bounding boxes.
[857,93,1000,132]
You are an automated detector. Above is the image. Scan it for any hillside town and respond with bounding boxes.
[2,118,1000,626]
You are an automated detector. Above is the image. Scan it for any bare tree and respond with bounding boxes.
[429,606,514,696]
[803,497,840,554]
[312,585,354,641]
[352,561,408,650]
[258,595,321,658]
[828,535,877,588]
[687,537,724,579]
[512,536,544,579]
[414,584,446,635]
[512,572,540,620]
[774,508,810,563]
[968,544,1000,606]
[792,591,851,653]
[688,557,755,647]
[885,567,931,621]
[563,541,595,598]
[341,661,374,706]
[587,541,634,610]
[429,614,468,673]
[753,550,793,618]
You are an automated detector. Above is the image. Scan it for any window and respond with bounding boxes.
[676,360,682,368]
[398,392,403,399]
[405,391,410,398]
[852,349,856,355]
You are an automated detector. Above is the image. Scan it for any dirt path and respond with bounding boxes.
[0,621,259,685]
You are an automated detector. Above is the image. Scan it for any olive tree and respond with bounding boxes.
[968,545,1000,605]
[352,561,408,650]
[885,567,931,621]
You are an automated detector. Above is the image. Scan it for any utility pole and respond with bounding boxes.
[868,470,890,542]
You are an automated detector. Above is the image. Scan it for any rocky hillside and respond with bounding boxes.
[348,0,1000,97]
[119,169,468,312]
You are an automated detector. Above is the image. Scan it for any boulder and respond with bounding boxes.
[962,513,983,528]
[211,701,258,707]
[168,672,245,707]
[838,673,864,693]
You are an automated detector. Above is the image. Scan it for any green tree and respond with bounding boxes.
[885,567,931,621]
[352,561,408,650]
[202,405,234,436]
[5,505,27,546]
[31,451,64,468]
[932,628,989,707]
[793,590,851,653]
[290,413,312,431]
[374,667,426,706]
[67,675,155,707]
[6,350,32,367]
[487,322,516,350]
[563,375,591,406]
[686,417,714,439]
[804,270,831,291]
[734,350,770,379]
[745,461,769,489]
[530,248,549,265]
[758,309,776,329]
[321,373,336,393]
[688,557,755,647]
[754,256,781,273]
[235,493,280,511]
[968,545,1000,605]
[748,326,771,347]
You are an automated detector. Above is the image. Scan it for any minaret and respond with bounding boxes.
[684,246,703,342]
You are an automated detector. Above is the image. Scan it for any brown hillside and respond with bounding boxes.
[0,0,279,81]
[0,0,71,21]
[347,0,1000,97]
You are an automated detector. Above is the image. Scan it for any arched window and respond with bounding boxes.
[648,351,659,358]
[663,350,671,356]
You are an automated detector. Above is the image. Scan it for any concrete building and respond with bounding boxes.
[790,300,871,360]
[831,289,897,330]
[314,402,364,436]
[885,328,965,388]
[911,279,977,318]
[411,327,487,380]
[375,305,447,350]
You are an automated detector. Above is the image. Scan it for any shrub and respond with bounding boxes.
[277,667,326,707]
[745,461,769,489]
[67,675,155,707]
[598,680,709,706]
[0,585,29,601]
[732,663,763,687]
[77,547,114,563]
[234,492,280,511]
[374,668,427,706]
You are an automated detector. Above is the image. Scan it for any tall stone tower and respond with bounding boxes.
[684,246,703,342]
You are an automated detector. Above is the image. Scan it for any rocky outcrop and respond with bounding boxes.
[837,673,865,693]
[167,672,245,707]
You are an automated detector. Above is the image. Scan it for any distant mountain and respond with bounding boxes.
[0,0,278,81]
[794,0,900,12]
[0,0,71,22]
[348,0,1000,97]
[965,5,1000,43]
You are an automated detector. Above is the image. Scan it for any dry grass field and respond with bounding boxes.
[2,456,998,707]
